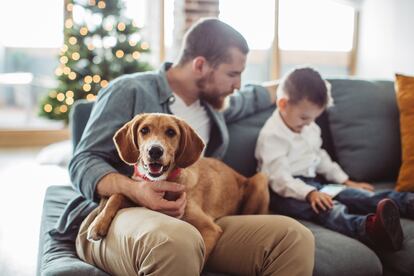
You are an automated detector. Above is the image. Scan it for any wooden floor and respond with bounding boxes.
[0,147,70,276]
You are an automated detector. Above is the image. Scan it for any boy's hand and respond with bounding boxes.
[344,180,374,192]
[306,190,334,214]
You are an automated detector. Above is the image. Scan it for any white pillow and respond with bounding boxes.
[36,140,73,168]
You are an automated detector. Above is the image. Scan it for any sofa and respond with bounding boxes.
[37,78,414,276]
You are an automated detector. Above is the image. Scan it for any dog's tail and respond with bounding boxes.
[240,172,270,215]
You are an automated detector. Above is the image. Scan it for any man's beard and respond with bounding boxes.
[197,75,229,111]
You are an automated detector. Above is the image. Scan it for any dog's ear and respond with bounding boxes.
[175,118,205,168]
[113,114,146,165]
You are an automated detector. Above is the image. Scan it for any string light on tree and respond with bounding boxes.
[56,93,65,102]
[65,19,73,29]
[66,90,74,98]
[44,104,53,113]
[66,3,74,12]
[72,52,80,60]
[97,1,106,9]
[80,27,88,36]
[117,22,126,31]
[93,75,101,83]
[116,50,124,58]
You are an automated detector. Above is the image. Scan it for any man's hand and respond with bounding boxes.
[306,190,334,214]
[127,180,187,218]
[344,180,374,192]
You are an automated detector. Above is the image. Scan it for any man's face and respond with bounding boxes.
[279,98,325,133]
[198,48,246,110]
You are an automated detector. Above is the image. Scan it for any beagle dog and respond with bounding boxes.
[87,113,269,261]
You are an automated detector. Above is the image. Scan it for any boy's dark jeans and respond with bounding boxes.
[270,177,414,241]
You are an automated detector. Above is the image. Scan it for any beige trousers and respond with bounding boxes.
[76,207,314,276]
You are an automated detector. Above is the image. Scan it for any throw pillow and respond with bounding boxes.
[395,73,414,191]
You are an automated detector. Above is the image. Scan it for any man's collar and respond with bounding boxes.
[158,62,175,104]
[158,62,216,112]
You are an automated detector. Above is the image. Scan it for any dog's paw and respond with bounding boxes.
[86,224,104,243]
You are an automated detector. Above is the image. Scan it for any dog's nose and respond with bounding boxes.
[148,146,164,160]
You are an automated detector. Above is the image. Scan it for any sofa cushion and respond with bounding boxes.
[377,218,414,276]
[395,74,414,192]
[223,106,274,177]
[301,220,382,276]
[327,79,401,182]
[37,185,109,276]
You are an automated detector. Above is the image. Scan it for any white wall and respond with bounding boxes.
[355,0,414,79]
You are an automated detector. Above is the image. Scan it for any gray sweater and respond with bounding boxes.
[50,62,272,241]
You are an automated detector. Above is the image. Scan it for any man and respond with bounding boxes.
[51,18,315,275]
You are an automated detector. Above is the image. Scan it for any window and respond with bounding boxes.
[0,0,64,130]
[220,0,275,50]
[279,0,355,52]
[219,0,275,84]
[0,0,63,48]
[278,0,356,76]
[0,0,151,130]
[219,0,357,80]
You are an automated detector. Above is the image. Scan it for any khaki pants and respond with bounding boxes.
[76,207,314,276]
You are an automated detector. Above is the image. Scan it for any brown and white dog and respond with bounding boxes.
[87,113,269,260]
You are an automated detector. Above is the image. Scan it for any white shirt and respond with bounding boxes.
[255,109,348,201]
[169,93,211,154]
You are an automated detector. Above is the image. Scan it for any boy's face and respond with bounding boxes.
[278,98,325,133]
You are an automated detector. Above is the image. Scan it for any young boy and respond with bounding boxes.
[255,67,414,251]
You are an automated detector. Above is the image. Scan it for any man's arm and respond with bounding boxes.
[68,77,137,202]
[223,81,279,123]
[261,79,279,104]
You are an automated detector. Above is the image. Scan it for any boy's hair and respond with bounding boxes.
[278,67,329,107]
[177,18,249,68]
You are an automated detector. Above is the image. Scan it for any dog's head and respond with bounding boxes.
[113,113,205,179]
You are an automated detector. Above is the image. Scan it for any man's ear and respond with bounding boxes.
[192,56,209,75]
[175,118,205,168]
[113,114,146,165]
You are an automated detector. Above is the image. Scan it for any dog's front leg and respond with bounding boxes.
[183,200,223,263]
[87,194,129,242]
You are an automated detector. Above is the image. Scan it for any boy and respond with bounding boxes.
[255,67,414,251]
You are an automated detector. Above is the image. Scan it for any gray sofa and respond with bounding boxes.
[37,78,414,276]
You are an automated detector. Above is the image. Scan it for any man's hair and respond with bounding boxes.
[278,67,328,107]
[177,18,249,67]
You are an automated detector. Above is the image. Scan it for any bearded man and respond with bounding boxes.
[50,18,315,276]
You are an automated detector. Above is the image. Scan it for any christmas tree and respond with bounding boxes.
[39,0,152,122]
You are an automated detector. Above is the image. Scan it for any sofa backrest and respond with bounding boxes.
[69,100,93,151]
[70,79,402,183]
[326,79,401,182]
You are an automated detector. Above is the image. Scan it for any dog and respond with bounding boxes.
[87,113,269,261]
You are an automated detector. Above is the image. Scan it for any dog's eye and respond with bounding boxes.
[140,127,149,135]
[165,128,176,137]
